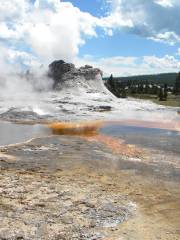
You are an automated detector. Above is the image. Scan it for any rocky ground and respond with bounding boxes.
[0,135,180,240]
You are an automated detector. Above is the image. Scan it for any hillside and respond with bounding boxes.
[104,72,177,87]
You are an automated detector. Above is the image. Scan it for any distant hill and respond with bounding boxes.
[103,72,178,87]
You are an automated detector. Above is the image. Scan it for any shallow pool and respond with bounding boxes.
[0,121,51,146]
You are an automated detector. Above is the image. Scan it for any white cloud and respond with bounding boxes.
[106,0,180,45]
[7,49,40,68]
[177,48,180,56]
[0,0,101,68]
[98,9,133,31]
[0,0,180,75]
[143,55,180,69]
[0,0,142,69]
[0,22,16,39]
[154,0,174,8]
[0,45,17,76]
[76,54,180,77]
[0,0,29,21]
[149,32,180,45]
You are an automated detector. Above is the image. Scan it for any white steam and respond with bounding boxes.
[0,50,53,116]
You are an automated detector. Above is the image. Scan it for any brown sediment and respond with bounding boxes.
[84,134,145,158]
[0,119,179,240]
[0,135,179,239]
[47,118,180,139]
[3,117,176,159]
[0,152,16,163]
[1,116,180,131]
[0,165,179,240]
[47,120,144,157]
[3,117,180,134]
[47,120,103,136]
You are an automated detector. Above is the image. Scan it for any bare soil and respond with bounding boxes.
[0,135,179,240]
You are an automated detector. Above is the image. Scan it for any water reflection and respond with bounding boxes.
[0,121,51,146]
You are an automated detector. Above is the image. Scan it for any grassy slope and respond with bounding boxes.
[130,94,180,107]
[103,72,177,87]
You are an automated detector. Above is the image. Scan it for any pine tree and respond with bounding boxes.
[175,72,180,95]
[159,88,164,101]
[107,74,115,92]
[163,84,168,100]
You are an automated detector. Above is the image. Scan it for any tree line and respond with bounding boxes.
[105,72,180,101]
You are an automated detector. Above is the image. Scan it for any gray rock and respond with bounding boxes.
[48,60,75,86]
[48,60,103,89]
[88,106,112,112]
[0,108,40,120]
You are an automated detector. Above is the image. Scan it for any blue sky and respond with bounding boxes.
[64,0,180,59]
[63,0,106,16]
[80,31,179,58]
[0,0,180,76]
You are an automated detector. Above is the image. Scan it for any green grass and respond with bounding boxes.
[129,94,180,107]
